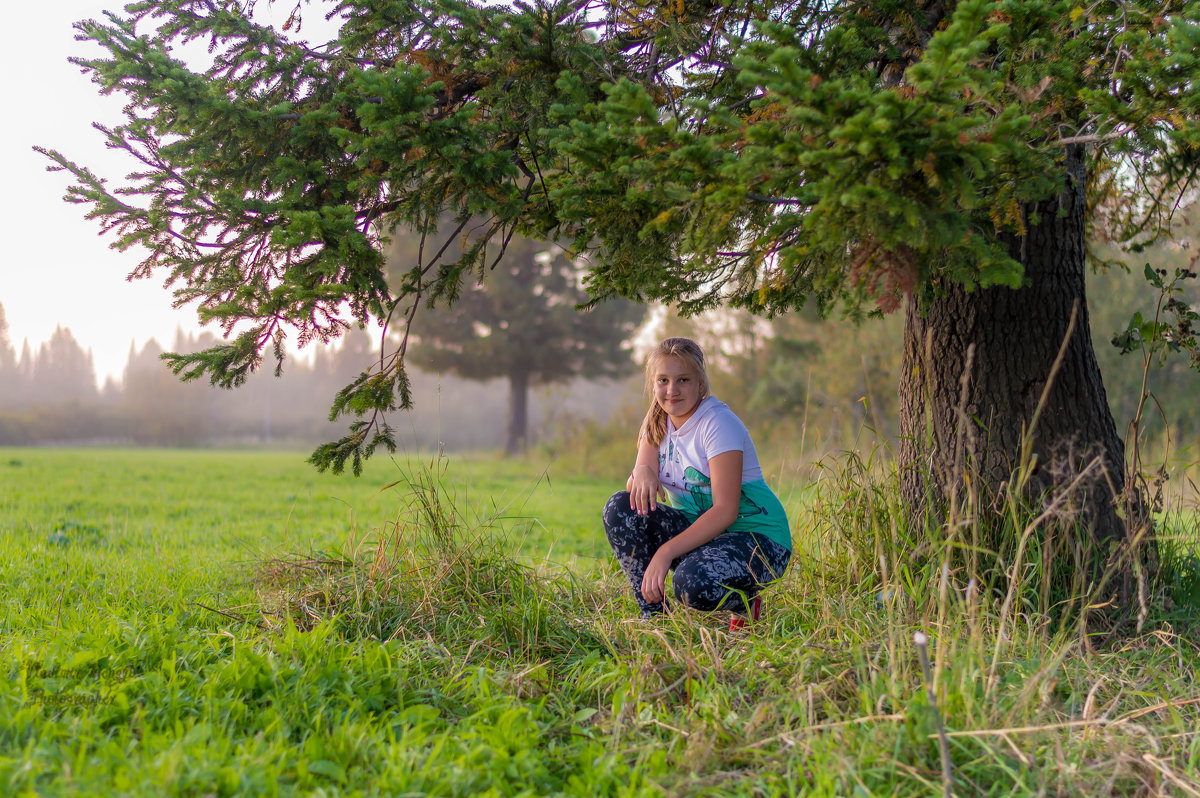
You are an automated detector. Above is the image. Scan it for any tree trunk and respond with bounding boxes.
[506,370,529,456]
[897,147,1143,562]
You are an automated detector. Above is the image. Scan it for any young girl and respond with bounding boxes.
[602,337,791,627]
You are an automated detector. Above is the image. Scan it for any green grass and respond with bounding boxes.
[2,447,1199,796]
[0,448,641,796]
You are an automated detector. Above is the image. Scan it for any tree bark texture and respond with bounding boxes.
[506,370,530,456]
[897,147,1135,548]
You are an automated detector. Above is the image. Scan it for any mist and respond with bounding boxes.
[0,317,636,452]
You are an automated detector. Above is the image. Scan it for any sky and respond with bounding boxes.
[0,1,333,385]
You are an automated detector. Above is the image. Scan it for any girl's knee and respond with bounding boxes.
[672,574,697,609]
[673,555,762,612]
[671,562,721,612]
[602,491,633,528]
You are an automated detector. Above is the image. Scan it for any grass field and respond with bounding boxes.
[2,447,1199,796]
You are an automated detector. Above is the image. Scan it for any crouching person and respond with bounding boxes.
[602,338,791,629]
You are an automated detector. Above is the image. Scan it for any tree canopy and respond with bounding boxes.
[41,0,1200,473]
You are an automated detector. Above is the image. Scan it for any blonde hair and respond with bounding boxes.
[637,337,709,448]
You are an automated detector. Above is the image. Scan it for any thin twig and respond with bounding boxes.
[191,602,266,630]
[738,714,905,750]
[938,695,1200,739]
[915,631,954,798]
[1025,301,1079,443]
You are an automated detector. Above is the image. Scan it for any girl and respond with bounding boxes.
[602,337,791,628]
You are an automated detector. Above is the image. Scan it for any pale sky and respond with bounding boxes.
[0,1,335,385]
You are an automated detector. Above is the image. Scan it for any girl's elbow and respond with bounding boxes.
[714,506,739,529]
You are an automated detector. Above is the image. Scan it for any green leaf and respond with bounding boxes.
[307,760,346,781]
[1144,263,1164,289]
[571,707,598,724]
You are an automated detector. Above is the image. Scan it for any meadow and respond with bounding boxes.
[2,446,1199,796]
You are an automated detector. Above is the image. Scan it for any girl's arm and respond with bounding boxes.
[641,449,742,604]
[627,437,666,515]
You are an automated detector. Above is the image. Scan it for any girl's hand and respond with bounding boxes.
[627,464,666,516]
[641,549,673,604]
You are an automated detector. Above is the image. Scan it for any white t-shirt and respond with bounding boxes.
[656,396,791,550]
[658,396,763,494]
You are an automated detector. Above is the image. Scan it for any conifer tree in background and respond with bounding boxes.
[16,340,33,398]
[0,304,11,362]
[42,0,1200,593]
[30,326,98,406]
[0,303,21,407]
[397,234,642,455]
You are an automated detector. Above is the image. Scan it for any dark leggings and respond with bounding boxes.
[602,490,791,617]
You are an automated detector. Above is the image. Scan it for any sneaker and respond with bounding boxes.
[728,595,762,631]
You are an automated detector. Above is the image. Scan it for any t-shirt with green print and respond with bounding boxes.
[657,396,791,551]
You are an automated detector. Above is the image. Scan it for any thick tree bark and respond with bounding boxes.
[897,147,1140,555]
[506,370,530,456]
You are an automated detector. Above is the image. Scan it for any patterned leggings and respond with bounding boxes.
[602,490,791,617]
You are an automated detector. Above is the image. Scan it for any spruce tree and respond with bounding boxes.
[30,326,98,406]
[16,340,33,401]
[399,233,643,455]
[41,1,1200,579]
[0,303,19,407]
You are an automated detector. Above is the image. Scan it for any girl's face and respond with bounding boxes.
[652,356,703,427]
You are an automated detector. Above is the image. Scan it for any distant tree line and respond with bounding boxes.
[0,305,630,450]
[0,311,99,410]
